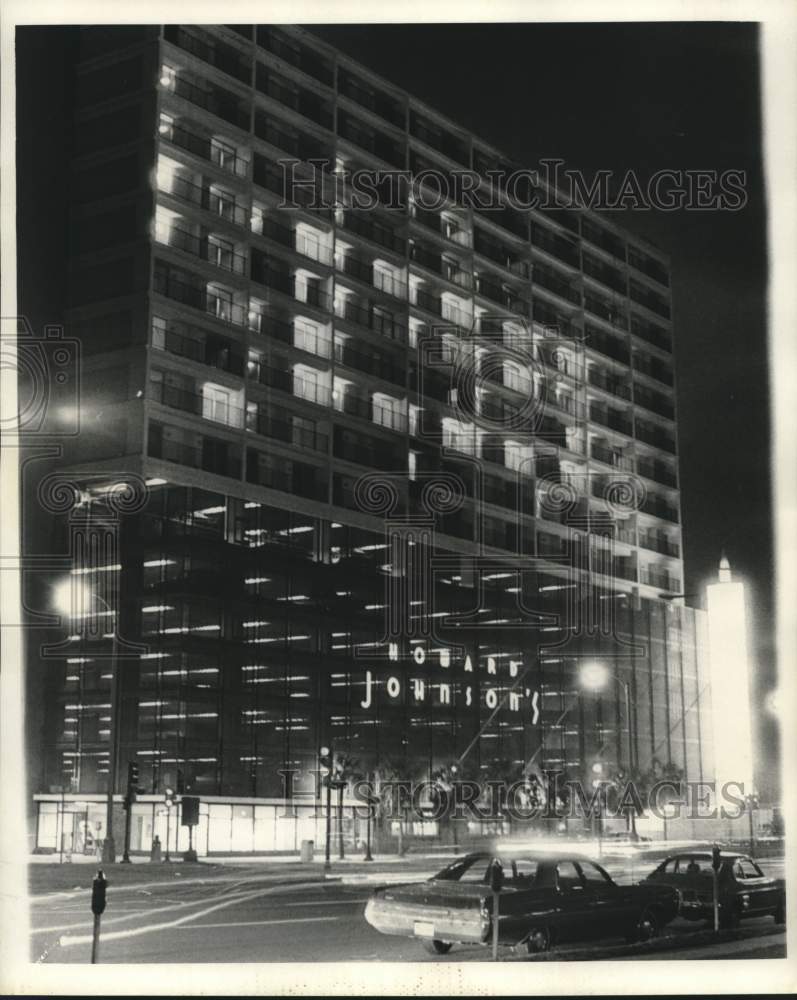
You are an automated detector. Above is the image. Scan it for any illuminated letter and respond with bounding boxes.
[413,646,426,665]
[413,678,426,702]
[464,655,473,672]
[360,670,373,710]
[386,676,401,699]
[487,657,496,675]
[465,685,473,706]
[485,688,498,709]
[388,642,399,661]
[439,683,451,705]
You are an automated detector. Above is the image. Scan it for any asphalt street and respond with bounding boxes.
[30,857,786,964]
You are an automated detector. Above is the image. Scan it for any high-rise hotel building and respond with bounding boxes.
[29,24,713,854]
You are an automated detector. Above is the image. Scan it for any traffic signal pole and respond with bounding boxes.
[324,778,332,871]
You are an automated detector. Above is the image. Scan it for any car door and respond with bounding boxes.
[576,861,631,939]
[554,861,593,942]
[734,858,780,915]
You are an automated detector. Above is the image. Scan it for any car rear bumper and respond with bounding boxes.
[364,897,489,944]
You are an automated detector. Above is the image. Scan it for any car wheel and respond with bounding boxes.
[627,907,660,943]
[524,927,552,954]
[774,898,786,925]
[422,939,452,955]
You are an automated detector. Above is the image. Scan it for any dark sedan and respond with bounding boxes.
[644,851,785,928]
[364,850,680,955]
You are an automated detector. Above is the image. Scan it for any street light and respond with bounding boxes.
[54,577,121,864]
[580,661,637,839]
[579,661,635,773]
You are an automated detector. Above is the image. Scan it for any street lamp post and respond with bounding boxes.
[580,661,636,836]
[54,579,121,864]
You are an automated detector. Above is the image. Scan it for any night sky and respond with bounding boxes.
[16,23,776,795]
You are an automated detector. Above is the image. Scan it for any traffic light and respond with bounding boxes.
[712,844,722,872]
[91,869,108,915]
[176,769,185,795]
[319,746,332,786]
[125,761,140,808]
[165,786,175,808]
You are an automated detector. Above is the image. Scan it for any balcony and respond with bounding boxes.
[584,292,628,330]
[334,341,405,387]
[153,267,247,328]
[164,25,251,84]
[630,280,671,320]
[248,360,332,408]
[587,368,632,400]
[583,254,627,296]
[474,275,529,314]
[641,568,680,591]
[250,412,328,453]
[337,112,404,167]
[634,387,675,421]
[590,443,634,472]
[148,382,245,430]
[156,224,247,276]
[639,533,680,558]
[340,210,406,255]
[152,320,245,376]
[255,27,334,86]
[589,404,633,437]
[149,433,242,479]
[635,423,676,454]
[581,220,626,261]
[631,316,672,353]
[159,120,249,178]
[334,296,407,343]
[532,299,579,339]
[256,67,334,130]
[632,353,674,386]
[169,74,250,131]
[253,213,333,266]
[636,458,677,488]
[629,248,670,287]
[585,326,630,365]
[338,71,405,128]
[254,111,332,165]
[250,260,331,311]
[640,495,679,523]
[531,223,580,269]
[159,173,249,228]
[336,252,408,300]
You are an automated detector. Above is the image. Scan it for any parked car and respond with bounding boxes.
[643,851,785,928]
[364,850,680,955]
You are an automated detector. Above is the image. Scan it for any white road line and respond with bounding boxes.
[34,886,263,935]
[285,898,367,907]
[57,886,279,947]
[172,916,340,929]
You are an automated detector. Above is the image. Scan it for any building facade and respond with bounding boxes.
[29,24,713,855]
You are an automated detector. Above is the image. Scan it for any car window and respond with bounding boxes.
[578,861,612,886]
[557,861,583,890]
[684,857,704,875]
[457,856,495,883]
[435,855,491,882]
[736,859,764,879]
[510,858,539,884]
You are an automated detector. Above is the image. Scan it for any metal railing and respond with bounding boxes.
[155,224,247,275]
